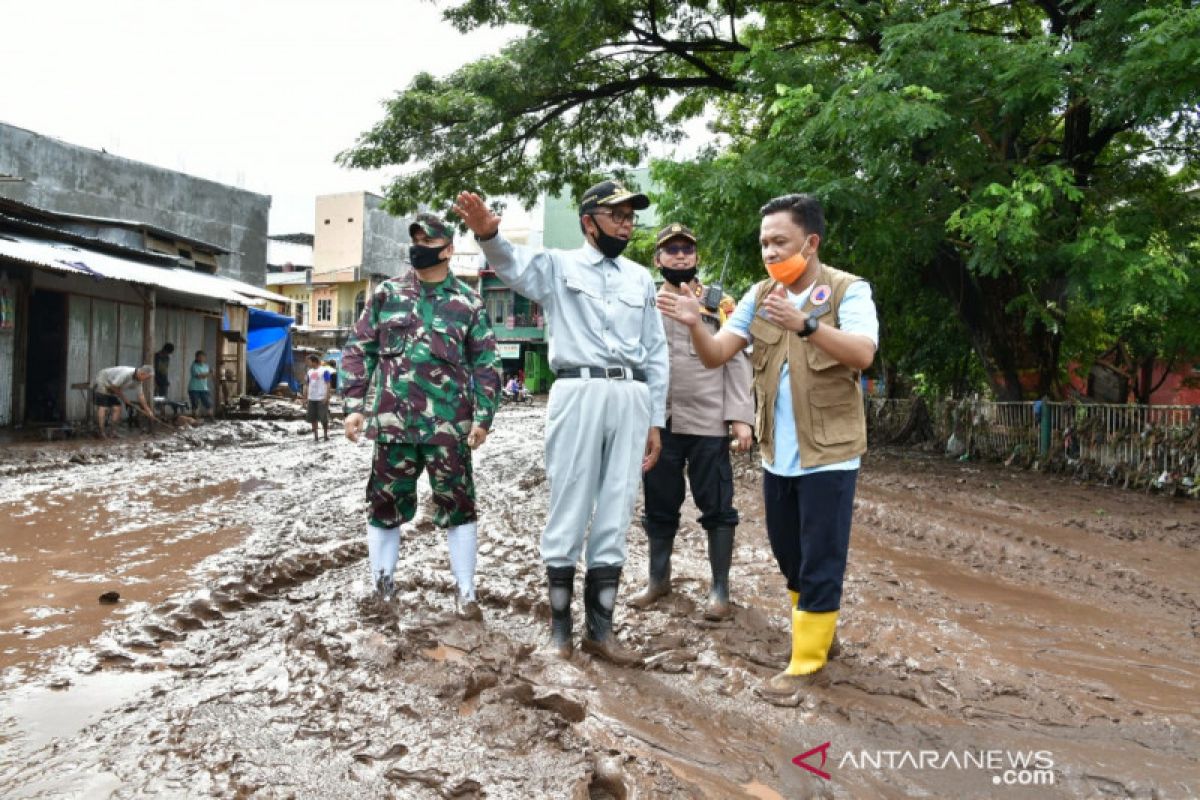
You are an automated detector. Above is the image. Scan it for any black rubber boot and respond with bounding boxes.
[704,527,735,620]
[546,565,575,658]
[627,531,674,609]
[580,566,642,666]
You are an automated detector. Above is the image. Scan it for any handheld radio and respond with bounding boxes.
[701,251,731,312]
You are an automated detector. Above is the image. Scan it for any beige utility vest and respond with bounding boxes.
[747,264,868,468]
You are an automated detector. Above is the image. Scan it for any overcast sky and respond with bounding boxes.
[0,0,519,234]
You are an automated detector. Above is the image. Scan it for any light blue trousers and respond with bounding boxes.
[542,378,651,569]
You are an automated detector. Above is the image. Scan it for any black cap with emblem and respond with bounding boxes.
[655,222,697,248]
[579,180,651,215]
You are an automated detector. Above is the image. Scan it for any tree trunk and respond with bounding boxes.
[1136,356,1155,405]
[926,245,1061,401]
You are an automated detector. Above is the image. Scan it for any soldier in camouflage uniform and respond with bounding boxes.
[341,213,501,620]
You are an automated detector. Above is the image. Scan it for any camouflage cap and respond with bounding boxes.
[655,222,697,248]
[409,212,453,241]
[579,179,650,215]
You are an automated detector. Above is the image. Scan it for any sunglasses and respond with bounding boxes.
[661,242,696,256]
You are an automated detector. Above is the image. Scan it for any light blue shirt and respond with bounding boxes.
[477,234,669,427]
[725,278,879,476]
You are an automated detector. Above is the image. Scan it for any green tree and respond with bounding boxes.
[341,0,1200,400]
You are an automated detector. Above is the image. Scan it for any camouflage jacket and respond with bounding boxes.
[341,272,500,445]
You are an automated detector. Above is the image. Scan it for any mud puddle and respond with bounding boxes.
[0,670,163,772]
[0,479,252,671]
[0,412,1196,798]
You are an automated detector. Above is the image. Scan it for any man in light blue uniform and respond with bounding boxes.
[454,181,668,665]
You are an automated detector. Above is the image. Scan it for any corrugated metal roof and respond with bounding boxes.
[0,233,277,307]
[0,196,233,255]
[232,282,293,305]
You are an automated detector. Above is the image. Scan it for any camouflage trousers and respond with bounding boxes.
[366,440,477,529]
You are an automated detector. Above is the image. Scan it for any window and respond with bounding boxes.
[485,292,510,327]
[324,219,331,225]
[295,302,307,326]
[317,298,332,322]
[354,290,366,320]
[347,217,354,223]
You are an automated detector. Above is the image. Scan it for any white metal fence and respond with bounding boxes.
[867,397,1200,495]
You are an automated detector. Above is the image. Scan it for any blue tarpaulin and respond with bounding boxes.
[246,307,297,392]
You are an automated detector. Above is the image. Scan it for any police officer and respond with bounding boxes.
[630,223,754,620]
[657,194,878,701]
[342,213,501,621]
[454,182,668,665]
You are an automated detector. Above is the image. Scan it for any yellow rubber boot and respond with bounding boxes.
[787,589,799,610]
[784,609,839,675]
[758,609,838,701]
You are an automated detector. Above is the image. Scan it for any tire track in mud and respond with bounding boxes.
[1,418,1198,798]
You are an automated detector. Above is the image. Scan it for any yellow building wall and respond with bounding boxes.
[336,281,370,327]
[274,284,313,326]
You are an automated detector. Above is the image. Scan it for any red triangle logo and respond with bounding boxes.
[792,742,832,780]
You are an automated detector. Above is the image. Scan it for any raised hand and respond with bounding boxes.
[762,284,806,332]
[656,281,702,327]
[452,191,501,240]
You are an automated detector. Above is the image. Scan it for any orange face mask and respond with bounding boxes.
[765,250,807,285]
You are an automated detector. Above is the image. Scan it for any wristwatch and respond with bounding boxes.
[796,313,819,338]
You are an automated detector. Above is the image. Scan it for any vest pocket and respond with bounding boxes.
[806,341,842,372]
[810,386,859,445]
[749,319,782,371]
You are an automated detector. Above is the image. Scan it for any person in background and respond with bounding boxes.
[189,350,213,419]
[325,358,340,397]
[93,365,156,438]
[154,342,174,398]
[303,353,333,442]
[630,223,754,621]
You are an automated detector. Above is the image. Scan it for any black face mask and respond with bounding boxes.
[588,215,630,259]
[410,243,447,270]
[659,266,697,286]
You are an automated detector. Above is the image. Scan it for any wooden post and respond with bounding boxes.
[141,286,156,367]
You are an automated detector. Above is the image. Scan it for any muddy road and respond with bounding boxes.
[0,408,1197,798]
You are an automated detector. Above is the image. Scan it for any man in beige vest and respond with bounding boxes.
[630,223,755,620]
[657,194,878,702]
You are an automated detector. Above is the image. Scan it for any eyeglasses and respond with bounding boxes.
[592,209,638,226]
[661,243,695,256]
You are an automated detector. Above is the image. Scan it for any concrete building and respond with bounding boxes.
[263,234,312,322]
[0,124,280,430]
[268,192,410,350]
[0,122,269,285]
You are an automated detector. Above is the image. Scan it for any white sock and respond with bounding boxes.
[367,524,401,583]
[447,522,478,601]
